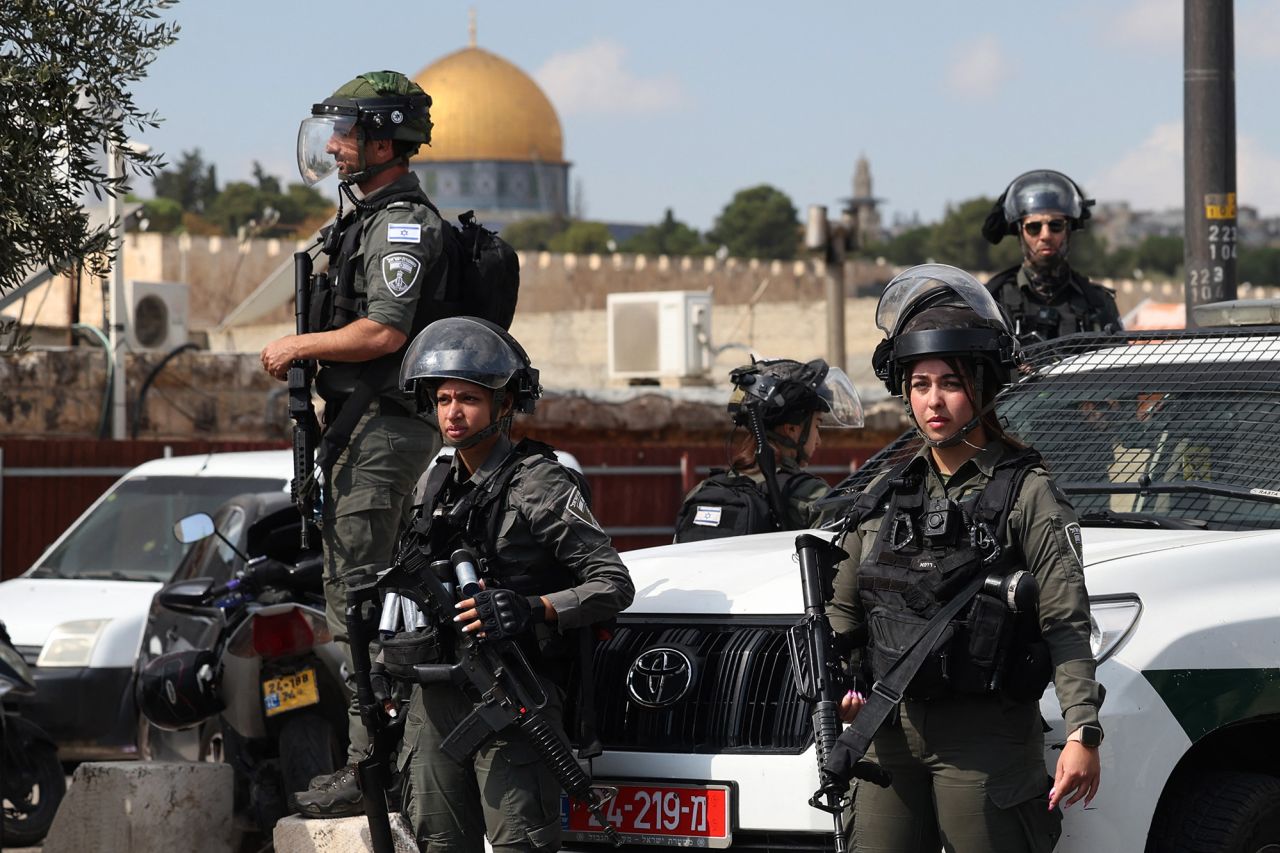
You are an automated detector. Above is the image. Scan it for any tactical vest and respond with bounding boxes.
[846,449,1052,701]
[311,186,452,338]
[411,439,605,754]
[988,266,1112,341]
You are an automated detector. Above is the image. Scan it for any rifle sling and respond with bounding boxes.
[829,572,988,767]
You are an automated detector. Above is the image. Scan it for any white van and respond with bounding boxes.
[0,451,290,760]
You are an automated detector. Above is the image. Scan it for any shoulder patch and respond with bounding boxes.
[1063,521,1084,567]
[381,252,422,297]
[564,484,603,532]
[387,222,421,244]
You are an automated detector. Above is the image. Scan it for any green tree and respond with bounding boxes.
[251,161,281,196]
[923,197,1021,272]
[548,221,613,254]
[205,181,261,236]
[1239,246,1280,286]
[139,196,184,232]
[500,216,568,251]
[622,208,710,256]
[865,225,932,265]
[153,148,218,213]
[1134,235,1184,277]
[0,0,179,295]
[707,185,800,260]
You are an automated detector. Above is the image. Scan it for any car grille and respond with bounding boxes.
[590,620,811,753]
[14,645,41,667]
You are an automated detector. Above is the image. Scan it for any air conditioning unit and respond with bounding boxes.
[607,290,712,381]
[125,280,189,352]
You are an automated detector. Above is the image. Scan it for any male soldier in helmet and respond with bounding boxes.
[981,169,1122,343]
[259,71,446,817]
[393,316,634,851]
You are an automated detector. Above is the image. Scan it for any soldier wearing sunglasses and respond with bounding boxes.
[980,170,1122,343]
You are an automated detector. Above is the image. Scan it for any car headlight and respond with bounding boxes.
[1088,596,1142,664]
[36,619,109,668]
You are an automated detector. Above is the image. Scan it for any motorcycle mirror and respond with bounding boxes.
[158,578,221,615]
[173,513,216,544]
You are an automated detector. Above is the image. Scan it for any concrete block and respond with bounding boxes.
[273,812,418,853]
[42,761,233,853]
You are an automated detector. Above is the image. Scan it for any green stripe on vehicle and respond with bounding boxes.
[1143,668,1280,741]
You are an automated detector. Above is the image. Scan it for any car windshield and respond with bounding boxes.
[833,329,1280,532]
[31,475,285,582]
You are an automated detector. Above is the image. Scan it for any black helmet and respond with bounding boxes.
[400,316,541,413]
[873,264,1019,398]
[135,649,223,732]
[727,358,863,429]
[982,169,1093,244]
[298,70,433,186]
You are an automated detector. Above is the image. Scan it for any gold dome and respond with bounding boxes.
[412,47,565,165]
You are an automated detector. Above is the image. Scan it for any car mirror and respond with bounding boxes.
[157,578,219,615]
[173,513,216,545]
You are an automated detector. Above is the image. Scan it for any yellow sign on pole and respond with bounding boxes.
[1205,193,1237,220]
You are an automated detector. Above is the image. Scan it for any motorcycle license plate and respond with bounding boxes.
[262,667,319,717]
[561,782,731,848]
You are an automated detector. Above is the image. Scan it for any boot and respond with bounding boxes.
[294,764,364,818]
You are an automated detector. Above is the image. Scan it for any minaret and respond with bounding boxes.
[844,153,883,249]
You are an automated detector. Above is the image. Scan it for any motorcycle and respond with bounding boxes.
[0,619,66,847]
[137,508,349,833]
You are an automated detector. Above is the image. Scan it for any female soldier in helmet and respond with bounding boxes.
[823,265,1103,852]
[391,316,634,852]
[673,358,863,541]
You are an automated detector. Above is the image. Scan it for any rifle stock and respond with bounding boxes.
[288,250,319,548]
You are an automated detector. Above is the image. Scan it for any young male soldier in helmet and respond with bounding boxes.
[981,169,1122,343]
[393,316,634,851]
[259,70,446,816]
[822,264,1103,852]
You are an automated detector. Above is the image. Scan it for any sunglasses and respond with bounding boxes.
[1022,219,1068,236]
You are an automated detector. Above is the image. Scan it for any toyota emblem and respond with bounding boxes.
[626,646,696,709]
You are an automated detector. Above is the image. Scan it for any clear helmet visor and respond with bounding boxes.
[817,366,864,428]
[297,115,355,186]
[876,264,1009,337]
[399,317,524,391]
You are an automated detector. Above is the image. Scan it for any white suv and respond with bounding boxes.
[566,326,1280,853]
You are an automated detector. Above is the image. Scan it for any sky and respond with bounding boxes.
[124,0,1280,232]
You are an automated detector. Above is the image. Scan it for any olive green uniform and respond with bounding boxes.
[740,455,831,529]
[400,435,634,852]
[319,172,445,762]
[827,441,1104,852]
[985,265,1121,342]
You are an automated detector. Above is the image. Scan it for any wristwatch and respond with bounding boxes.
[1067,724,1104,748]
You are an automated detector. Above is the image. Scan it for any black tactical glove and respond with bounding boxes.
[471,588,544,641]
[822,738,894,789]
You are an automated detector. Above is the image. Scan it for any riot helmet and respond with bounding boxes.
[981,169,1093,245]
[135,649,223,732]
[298,71,433,186]
[873,264,1019,447]
[400,316,541,448]
[728,358,863,430]
[726,357,862,468]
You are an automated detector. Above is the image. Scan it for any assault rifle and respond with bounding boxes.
[787,534,891,853]
[287,249,321,548]
[357,537,622,848]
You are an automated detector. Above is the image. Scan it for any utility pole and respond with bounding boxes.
[804,205,847,372]
[1184,0,1237,323]
[106,138,128,439]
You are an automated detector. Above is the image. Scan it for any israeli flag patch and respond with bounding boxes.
[693,505,723,527]
[387,222,421,243]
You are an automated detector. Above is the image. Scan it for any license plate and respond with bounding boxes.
[262,667,319,717]
[562,782,731,848]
